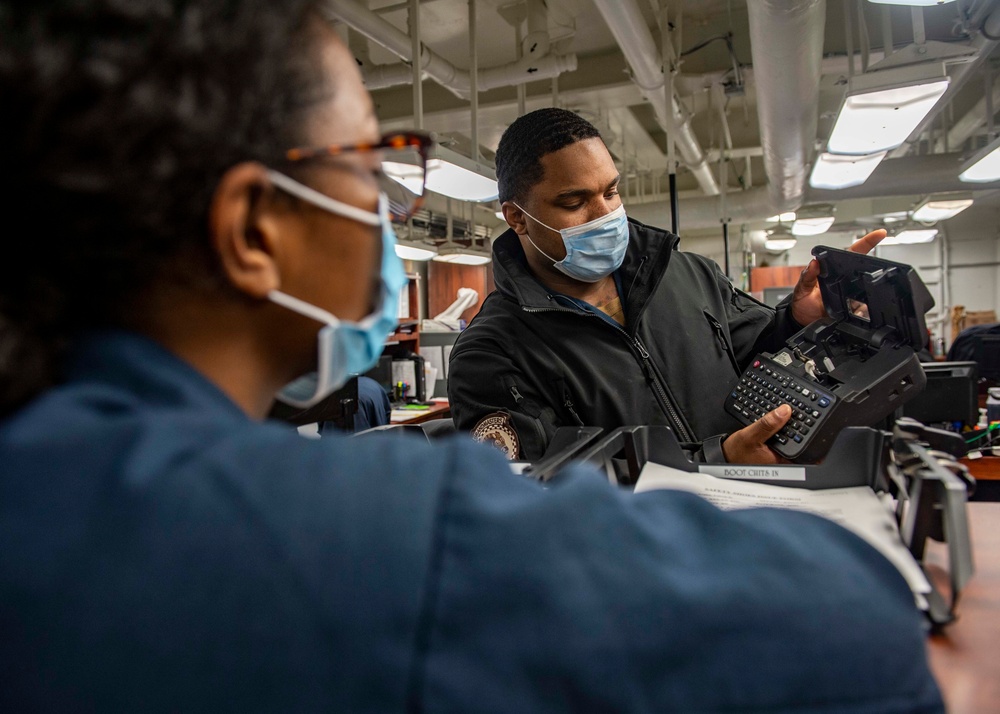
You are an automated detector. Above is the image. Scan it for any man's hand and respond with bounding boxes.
[789,229,887,326]
[721,404,792,464]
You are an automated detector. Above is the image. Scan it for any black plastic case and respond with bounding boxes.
[725,245,934,462]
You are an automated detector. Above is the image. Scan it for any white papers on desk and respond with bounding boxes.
[635,463,932,605]
[390,408,426,422]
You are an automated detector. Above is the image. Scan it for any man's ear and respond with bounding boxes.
[208,162,286,299]
[501,201,528,236]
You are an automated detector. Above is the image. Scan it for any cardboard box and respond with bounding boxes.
[951,305,998,340]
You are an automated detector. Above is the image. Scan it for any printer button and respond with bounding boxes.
[818,397,830,408]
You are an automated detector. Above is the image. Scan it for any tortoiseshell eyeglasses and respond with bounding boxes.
[285,131,434,222]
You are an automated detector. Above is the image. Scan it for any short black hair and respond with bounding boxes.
[495,107,603,204]
[0,0,327,413]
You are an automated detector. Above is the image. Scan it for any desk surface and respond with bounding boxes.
[926,502,1000,712]
[389,400,451,425]
[960,454,1000,481]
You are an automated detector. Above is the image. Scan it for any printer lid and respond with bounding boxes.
[811,245,934,350]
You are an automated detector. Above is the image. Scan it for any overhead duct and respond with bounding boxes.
[745,0,827,215]
[323,0,577,99]
[627,0,827,230]
[591,0,719,196]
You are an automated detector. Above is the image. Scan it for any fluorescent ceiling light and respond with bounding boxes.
[764,236,797,251]
[424,145,499,202]
[382,162,424,195]
[764,226,797,252]
[791,205,836,236]
[867,1,954,5]
[827,65,949,155]
[394,239,438,261]
[494,210,505,220]
[911,195,973,222]
[791,216,835,236]
[882,228,938,245]
[809,151,887,189]
[765,212,796,223]
[959,135,1000,183]
[432,243,492,265]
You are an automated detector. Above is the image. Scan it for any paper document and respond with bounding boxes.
[397,287,410,319]
[421,346,444,373]
[635,463,932,604]
[442,345,453,378]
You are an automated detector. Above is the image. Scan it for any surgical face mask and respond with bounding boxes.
[265,170,408,408]
[513,203,629,283]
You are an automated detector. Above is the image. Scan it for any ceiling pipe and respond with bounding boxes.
[363,52,578,93]
[321,0,463,94]
[672,51,888,98]
[624,0,826,221]
[523,0,551,59]
[591,0,720,196]
[889,4,1000,158]
[745,0,827,214]
[321,0,577,99]
[480,53,578,92]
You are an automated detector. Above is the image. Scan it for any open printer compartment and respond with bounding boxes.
[725,245,935,463]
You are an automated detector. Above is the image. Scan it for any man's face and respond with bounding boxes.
[505,137,621,262]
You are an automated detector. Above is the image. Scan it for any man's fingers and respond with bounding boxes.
[751,404,792,442]
[796,259,820,293]
[848,228,887,255]
[723,404,792,463]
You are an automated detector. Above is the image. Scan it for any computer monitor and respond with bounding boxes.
[901,361,979,427]
[363,354,394,399]
[763,286,793,307]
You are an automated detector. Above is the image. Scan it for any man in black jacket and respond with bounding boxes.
[449,108,885,462]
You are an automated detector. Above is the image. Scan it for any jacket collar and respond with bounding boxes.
[492,217,679,321]
[66,330,249,420]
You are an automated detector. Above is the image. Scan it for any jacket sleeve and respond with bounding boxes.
[447,336,562,461]
[416,441,944,712]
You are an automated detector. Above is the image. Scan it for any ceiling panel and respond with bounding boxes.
[347,0,1000,244]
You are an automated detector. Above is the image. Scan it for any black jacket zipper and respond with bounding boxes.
[524,301,695,442]
[558,381,585,426]
[705,311,742,376]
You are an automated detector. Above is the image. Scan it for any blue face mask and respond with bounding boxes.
[265,170,408,409]
[514,203,629,283]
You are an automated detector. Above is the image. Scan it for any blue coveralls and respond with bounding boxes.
[0,332,942,712]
